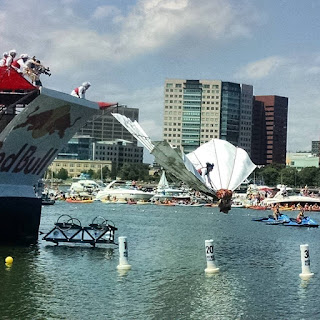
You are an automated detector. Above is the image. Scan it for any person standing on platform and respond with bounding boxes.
[5,50,17,67]
[0,52,8,66]
[11,54,29,73]
[71,82,91,99]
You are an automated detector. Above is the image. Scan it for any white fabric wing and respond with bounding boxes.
[186,139,256,191]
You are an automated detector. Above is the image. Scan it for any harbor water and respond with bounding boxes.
[1,202,320,319]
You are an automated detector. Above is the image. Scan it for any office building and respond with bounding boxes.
[77,105,140,145]
[49,159,112,178]
[163,79,253,154]
[93,139,143,166]
[286,153,319,170]
[312,141,320,156]
[58,135,95,160]
[252,95,288,165]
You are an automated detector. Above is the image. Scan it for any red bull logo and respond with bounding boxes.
[0,144,57,175]
[13,105,81,139]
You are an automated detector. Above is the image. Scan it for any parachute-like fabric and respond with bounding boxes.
[111,113,256,198]
[151,141,214,196]
[112,113,154,152]
[186,139,256,191]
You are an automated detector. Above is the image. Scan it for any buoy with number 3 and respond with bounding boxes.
[299,244,314,280]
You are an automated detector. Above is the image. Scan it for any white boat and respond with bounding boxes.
[150,171,192,202]
[231,199,245,208]
[69,180,101,194]
[95,180,154,202]
[261,186,320,207]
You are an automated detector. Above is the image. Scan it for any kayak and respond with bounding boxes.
[66,199,94,203]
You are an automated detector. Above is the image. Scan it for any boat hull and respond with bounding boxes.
[0,197,42,244]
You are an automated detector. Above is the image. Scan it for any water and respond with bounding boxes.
[1,202,320,319]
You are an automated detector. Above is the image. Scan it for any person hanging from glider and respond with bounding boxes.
[71,82,91,99]
[197,162,214,189]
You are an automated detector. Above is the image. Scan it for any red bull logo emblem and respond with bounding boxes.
[13,105,81,139]
[0,144,57,176]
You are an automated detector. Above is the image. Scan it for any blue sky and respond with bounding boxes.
[1,0,319,160]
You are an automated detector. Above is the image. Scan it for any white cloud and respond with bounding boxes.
[234,54,320,151]
[92,5,121,20]
[113,0,258,59]
[235,56,287,79]
[0,0,259,72]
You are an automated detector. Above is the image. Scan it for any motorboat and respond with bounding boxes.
[95,180,154,202]
[69,179,101,195]
[261,185,320,208]
[231,199,245,208]
[41,192,55,205]
[150,171,193,203]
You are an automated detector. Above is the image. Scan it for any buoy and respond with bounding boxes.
[204,239,219,273]
[5,256,13,265]
[117,236,132,270]
[299,244,314,280]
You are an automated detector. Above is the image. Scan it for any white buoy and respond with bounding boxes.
[204,239,219,273]
[117,236,132,270]
[299,244,314,280]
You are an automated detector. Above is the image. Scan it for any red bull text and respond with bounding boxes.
[0,144,57,176]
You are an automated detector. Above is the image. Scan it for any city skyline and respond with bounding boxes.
[1,0,319,157]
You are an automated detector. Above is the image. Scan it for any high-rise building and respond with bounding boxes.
[163,79,253,154]
[77,105,140,145]
[311,141,320,156]
[93,139,143,165]
[58,135,95,160]
[252,95,288,165]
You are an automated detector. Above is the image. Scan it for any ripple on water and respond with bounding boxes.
[1,204,320,319]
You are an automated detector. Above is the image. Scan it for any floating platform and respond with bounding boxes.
[43,215,117,247]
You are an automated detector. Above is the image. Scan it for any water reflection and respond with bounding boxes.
[1,204,320,319]
[0,244,57,319]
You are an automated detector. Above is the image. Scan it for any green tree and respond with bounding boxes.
[110,162,118,180]
[92,166,111,180]
[101,166,111,179]
[55,168,68,180]
[259,166,280,186]
[279,167,299,187]
[117,163,150,181]
[87,169,95,179]
[298,167,320,187]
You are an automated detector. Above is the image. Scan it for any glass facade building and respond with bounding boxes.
[163,79,253,154]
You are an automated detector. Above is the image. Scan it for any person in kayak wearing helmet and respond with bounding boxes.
[71,82,91,99]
